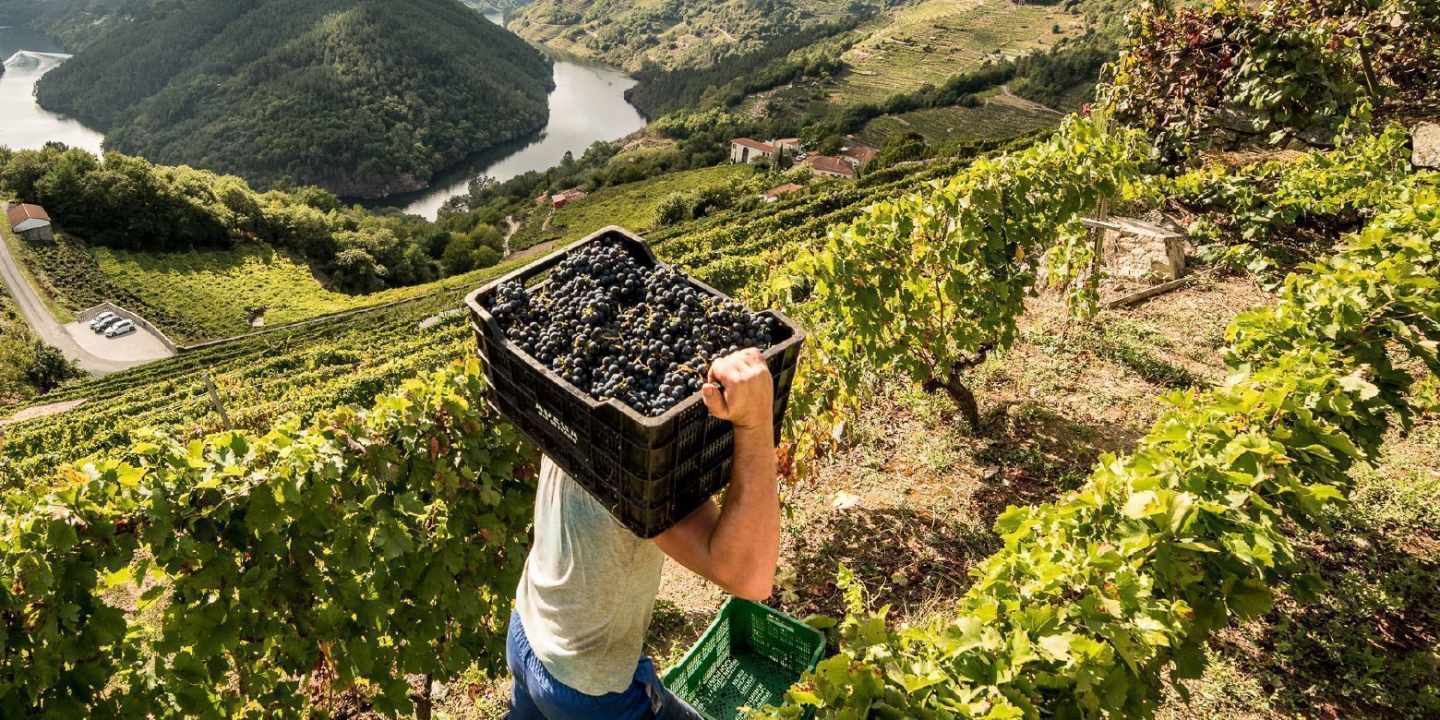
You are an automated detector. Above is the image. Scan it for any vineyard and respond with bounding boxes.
[2,0,1439,717]
[0,145,991,484]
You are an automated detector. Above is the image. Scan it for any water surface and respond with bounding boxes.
[394,12,647,219]
[0,26,105,154]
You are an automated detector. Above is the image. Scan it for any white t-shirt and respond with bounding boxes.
[516,457,666,695]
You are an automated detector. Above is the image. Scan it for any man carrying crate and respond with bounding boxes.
[506,349,780,720]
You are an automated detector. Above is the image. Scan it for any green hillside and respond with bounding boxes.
[509,0,868,72]
[33,0,554,198]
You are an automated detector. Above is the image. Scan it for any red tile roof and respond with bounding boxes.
[6,203,50,228]
[763,183,804,199]
[732,138,776,153]
[841,144,879,165]
[806,155,856,177]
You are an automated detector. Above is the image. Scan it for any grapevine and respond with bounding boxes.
[754,173,1440,719]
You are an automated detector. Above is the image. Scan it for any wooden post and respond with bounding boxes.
[204,371,233,428]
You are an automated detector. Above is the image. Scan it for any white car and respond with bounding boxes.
[90,312,118,332]
[105,320,136,338]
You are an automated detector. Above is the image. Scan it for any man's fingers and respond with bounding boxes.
[709,356,743,390]
[701,382,730,419]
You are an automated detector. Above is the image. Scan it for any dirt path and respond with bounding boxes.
[502,215,520,256]
[0,206,141,376]
[995,84,1066,117]
[1,398,87,426]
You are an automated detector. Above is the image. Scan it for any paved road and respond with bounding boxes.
[0,209,144,375]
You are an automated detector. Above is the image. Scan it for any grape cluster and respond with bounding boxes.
[490,239,777,416]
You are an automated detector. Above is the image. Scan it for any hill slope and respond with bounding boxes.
[34,0,554,198]
[509,0,866,72]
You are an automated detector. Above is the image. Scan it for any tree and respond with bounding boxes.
[473,245,502,269]
[23,342,80,392]
[441,233,480,275]
[789,117,1145,431]
[689,185,733,219]
[331,248,387,293]
[469,224,504,253]
[654,193,689,227]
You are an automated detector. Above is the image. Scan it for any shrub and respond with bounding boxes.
[655,192,691,227]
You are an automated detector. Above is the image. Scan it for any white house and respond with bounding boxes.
[772,138,803,156]
[7,203,53,242]
[730,138,777,164]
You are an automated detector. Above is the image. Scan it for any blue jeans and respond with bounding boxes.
[506,611,703,720]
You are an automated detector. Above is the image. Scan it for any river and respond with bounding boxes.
[393,11,647,219]
[0,15,645,222]
[0,26,105,154]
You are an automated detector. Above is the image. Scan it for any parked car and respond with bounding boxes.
[89,312,118,332]
[105,320,136,338]
[93,315,125,333]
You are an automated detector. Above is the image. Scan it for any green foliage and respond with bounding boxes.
[655,193,690,227]
[33,0,553,198]
[0,292,483,481]
[511,0,868,73]
[626,20,863,117]
[0,360,537,717]
[0,287,65,406]
[1008,41,1111,108]
[689,185,736,219]
[872,132,928,170]
[1161,124,1415,255]
[783,116,1148,430]
[442,225,505,276]
[1105,0,1440,159]
[754,168,1440,720]
[22,342,79,392]
[0,146,451,295]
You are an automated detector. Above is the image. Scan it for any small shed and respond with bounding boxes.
[730,138,777,164]
[6,203,53,242]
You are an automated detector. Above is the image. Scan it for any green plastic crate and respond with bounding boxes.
[662,599,825,720]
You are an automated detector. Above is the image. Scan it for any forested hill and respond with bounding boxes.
[33,0,554,198]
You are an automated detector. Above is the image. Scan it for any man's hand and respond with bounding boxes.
[655,349,780,601]
[701,348,773,431]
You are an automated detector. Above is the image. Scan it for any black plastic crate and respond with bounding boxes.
[464,226,805,538]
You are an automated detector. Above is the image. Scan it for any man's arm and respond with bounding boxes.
[653,349,779,601]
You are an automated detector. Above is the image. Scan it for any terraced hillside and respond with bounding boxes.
[736,0,1086,118]
[0,149,986,484]
[509,0,865,72]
